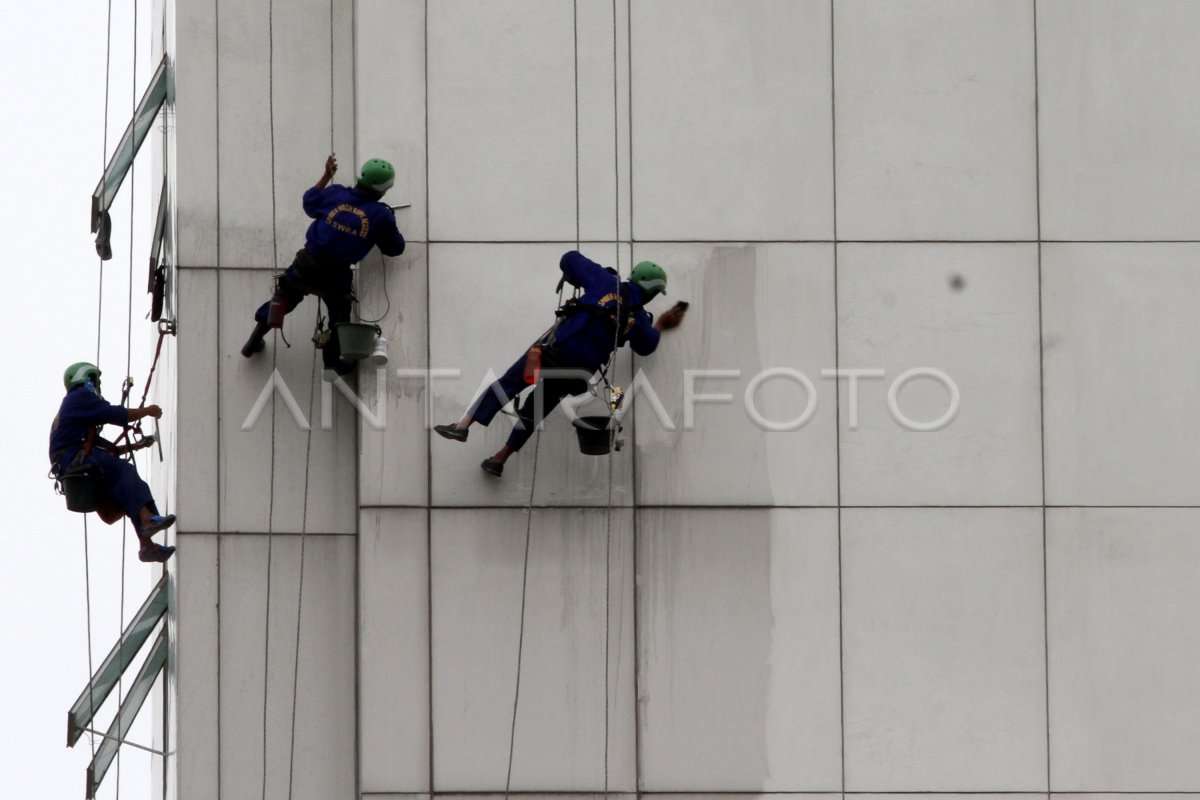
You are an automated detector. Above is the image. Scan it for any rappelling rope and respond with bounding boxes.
[503,122,579,800]
[604,0,624,786]
[261,0,281,792]
[285,322,319,800]
[80,0,117,768]
[503,428,542,800]
[114,2,141,790]
[602,0,623,788]
[284,9,337,798]
[276,6,338,797]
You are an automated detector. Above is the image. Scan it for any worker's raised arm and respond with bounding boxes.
[302,154,339,217]
[315,153,337,189]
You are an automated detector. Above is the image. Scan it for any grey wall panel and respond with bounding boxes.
[358,246,429,507]
[1047,509,1200,790]
[575,0,629,243]
[427,0,577,241]
[215,0,275,268]
[356,0,427,243]
[217,269,356,533]
[174,0,218,266]
[360,509,430,793]
[219,269,277,531]
[174,535,219,800]
[288,535,357,800]
[431,509,636,791]
[269,353,357,535]
[841,508,1047,790]
[637,509,842,791]
[1043,244,1200,505]
[264,0,341,273]
[217,535,271,800]
[632,243,838,506]
[837,243,1043,506]
[1038,1,1200,240]
[218,534,356,800]
[834,0,1037,240]
[177,269,219,531]
[331,0,355,166]
[630,0,833,241]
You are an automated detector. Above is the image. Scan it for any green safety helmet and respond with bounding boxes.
[357,158,396,194]
[630,260,667,297]
[64,362,101,391]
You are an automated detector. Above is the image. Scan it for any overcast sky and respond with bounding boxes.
[2,2,160,796]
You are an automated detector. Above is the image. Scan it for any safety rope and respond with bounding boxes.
[286,9,340,786]
[603,1,622,788]
[503,427,542,800]
[81,0,117,767]
[285,10,336,793]
[286,315,319,800]
[82,516,98,763]
[262,0,281,792]
[600,258,620,800]
[109,329,167,454]
[114,2,140,789]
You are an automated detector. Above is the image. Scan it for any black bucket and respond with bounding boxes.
[62,467,107,513]
[573,415,619,456]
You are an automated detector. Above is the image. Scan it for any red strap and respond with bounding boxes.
[110,329,168,453]
[139,329,167,409]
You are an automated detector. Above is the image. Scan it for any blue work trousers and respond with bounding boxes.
[69,450,158,535]
[469,350,591,452]
[254,253,353,370]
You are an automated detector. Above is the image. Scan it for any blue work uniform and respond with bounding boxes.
[299,184,406,265]
[49,385,157,534]
[469,250,661,452]
[254,184,406,370]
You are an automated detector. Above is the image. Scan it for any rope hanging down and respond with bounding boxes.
[114,1,141,789]
[81,0,118,768]
[261,1,335,796]
[261,0,281,792]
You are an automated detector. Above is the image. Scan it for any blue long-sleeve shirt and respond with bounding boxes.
[301,184,406,265]
[49,385,129,469]
[549,251,660,370]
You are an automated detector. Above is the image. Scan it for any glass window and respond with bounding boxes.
[86,629,168,797]
[91,53,172,233]
[67,574,167,746]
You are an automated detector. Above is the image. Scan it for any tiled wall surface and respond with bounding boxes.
[172,1,1200,798]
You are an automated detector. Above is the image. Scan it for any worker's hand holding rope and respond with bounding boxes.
[316,153,338,189]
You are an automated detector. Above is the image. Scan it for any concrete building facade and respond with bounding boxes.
[160,1,1200,798]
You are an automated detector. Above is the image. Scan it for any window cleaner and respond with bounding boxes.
[433,251,686,477]
[240,153,406,381]
[49,363,176,563]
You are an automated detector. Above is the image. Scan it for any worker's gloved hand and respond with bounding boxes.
[655,305,686,331]
[138,404,163,420]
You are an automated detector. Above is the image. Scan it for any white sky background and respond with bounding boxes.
[2,1,160,797]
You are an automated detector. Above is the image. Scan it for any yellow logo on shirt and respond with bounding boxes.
[325,204,370,238]
[597,292,636,334]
